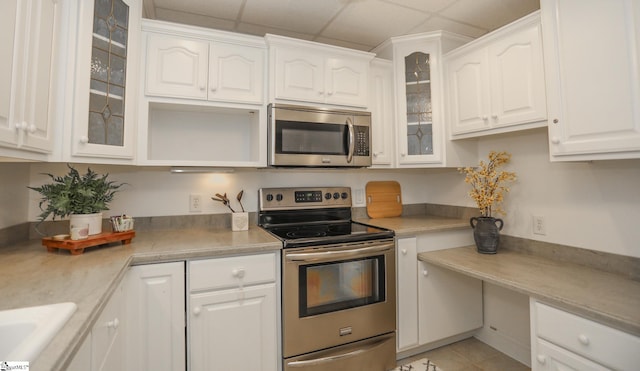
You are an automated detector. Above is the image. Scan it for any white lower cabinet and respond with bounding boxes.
[396,230,482,354]
[91,277,125,371]
[188,252,279,371]
[125,262,186,371]
[66,333,91,371]
[530,299,640,371]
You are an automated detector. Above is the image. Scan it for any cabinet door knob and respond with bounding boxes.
[28,124,37,134]
[553,118,559,124]
[551,137,560,144]
[400,152,406,157]
[536,355,546,365]
[232,268,245,279]
[199,85,206,91]
[80,136,89,144]
[482,116,488,121]
[193,306,201,315]
[492,114,498,120]
[578,334,590,345]
[107,318,119,329]
[401,249,407,255]
[422,269,428,276]
[373,152,378,158]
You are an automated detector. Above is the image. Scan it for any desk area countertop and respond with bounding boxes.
[418,246,640,338]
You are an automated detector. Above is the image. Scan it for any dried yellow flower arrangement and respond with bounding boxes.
[459,151,516,217]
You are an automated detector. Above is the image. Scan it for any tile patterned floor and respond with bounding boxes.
[397,338,531,371]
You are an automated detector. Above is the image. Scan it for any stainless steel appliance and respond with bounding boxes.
[258,187,396,371]
[268,104,372,168]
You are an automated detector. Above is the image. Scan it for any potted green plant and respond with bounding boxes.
[29,164,125,236]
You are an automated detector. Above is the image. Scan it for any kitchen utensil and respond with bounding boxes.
[365,181,403,218]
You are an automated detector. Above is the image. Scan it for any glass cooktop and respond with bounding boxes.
[264,221,394,248]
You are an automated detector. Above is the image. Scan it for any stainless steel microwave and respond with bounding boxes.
[268,103,372,167]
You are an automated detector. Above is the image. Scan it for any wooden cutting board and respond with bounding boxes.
[366,181,402,218]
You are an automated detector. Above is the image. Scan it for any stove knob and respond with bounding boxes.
[341,192,348,199]
[276,193,284,202]
[333,192,340,200]
[266,194,274,202]
[324,192,332,200]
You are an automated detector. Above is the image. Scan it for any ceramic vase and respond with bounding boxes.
[470,216,503,254]
[70,212,103,236]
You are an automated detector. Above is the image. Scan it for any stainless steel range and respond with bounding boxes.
[258,187,397,371]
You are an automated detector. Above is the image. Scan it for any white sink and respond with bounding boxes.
[0,302,77,362]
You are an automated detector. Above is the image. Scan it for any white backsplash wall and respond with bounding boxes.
[0,162,30,229]
[26,164,435,220]
[422,128,640,259]
[19,128,640,258]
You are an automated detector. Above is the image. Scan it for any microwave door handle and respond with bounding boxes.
[346,117,355,163]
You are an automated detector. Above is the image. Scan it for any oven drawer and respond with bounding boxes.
[284,332,396,371]
[189,253,276,292]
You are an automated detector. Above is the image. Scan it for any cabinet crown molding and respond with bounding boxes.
[142,19,267,49]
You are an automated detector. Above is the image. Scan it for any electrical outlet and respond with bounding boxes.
[354,189,365,205]
[533,215,546,235]
[190,194,202,212]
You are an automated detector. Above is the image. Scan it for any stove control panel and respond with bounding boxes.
[259,187,351,211]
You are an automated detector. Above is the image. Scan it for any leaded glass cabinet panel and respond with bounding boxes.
[88,0,129,146]
[404,52,433,156]
[68,0,140,161]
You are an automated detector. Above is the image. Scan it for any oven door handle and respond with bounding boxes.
[285,243,393,262]
[286,333,393,367]
[346,116,355,163]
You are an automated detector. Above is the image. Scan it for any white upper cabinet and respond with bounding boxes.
[145,29,264,105]
[55,0,142,163]
[541,0,640,161]
[369,58,396,167]
[375,32,476,168]
[138,20,267,167]
[445,11,547,138]
[0,0,58,159]
[266,34,374,108]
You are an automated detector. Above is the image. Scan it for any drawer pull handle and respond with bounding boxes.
[536,355,546,365]
[578,334,590,345]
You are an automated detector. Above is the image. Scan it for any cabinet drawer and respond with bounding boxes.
[534,302,640,370]
[189,253,276,292]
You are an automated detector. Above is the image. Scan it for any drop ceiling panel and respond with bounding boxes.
[153,0,243,20]
[439,0,540,30]
[409,15,487,39]
[385,0,459,13]
[154,8,237,31]
[242,0,345,34]
[322,0,428,47]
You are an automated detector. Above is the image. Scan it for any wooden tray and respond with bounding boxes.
[42,230,135,255]
[365,181,403,218]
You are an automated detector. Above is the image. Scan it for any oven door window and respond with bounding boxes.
[275,120,348,155]
[299,256,385,317]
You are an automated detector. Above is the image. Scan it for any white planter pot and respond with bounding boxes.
[69,212,103,236]
[231,212,249,231]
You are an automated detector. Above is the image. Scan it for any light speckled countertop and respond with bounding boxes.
[0,226,281,371]
[355,215,470,236]
[418,246,640,337]
[2,215,638,370]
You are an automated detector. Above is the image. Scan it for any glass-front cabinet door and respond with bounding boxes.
[68,0,140,161]
[393,38,445,166]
